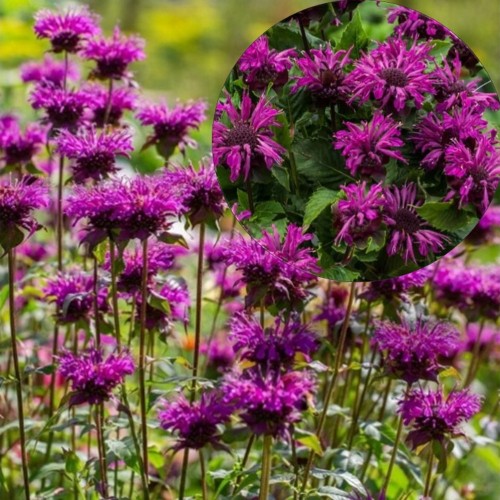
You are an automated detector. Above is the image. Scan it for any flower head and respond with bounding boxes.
[238,35,296,90]
[158,278,191,325]
[56,126,133,183]
[399,388,481,448]
[20,54,80,87]
[158,391,233,450]
[388,7,450,40]
[466,205,500,245]
[137,100,206,159]
[383,183,449,263]
[292,44,351,106]
[213,92,285,182]
[81,26,145,80]
[333,112,406,178]
[346,37,435,112]
[34,6,100,53]
[314,285,348,329]
[373,318,459,384]
[57,346,135,406]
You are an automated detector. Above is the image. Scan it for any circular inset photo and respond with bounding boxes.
[212,0,500,281]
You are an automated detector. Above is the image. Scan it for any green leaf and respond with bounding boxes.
[157,231,189,248]
[250,201,285,227]
[271,165,290,191]
[295,429,323,456]
[0,224,25,254]
[337,10,369,58]
[0,285,9,311]
[416,202,473,232]
[430,39,453,60]
[432,439,448,474]
[303,188,340,229]
[63,449,82,474]
[320,266,360,282]
[148,291,171,315]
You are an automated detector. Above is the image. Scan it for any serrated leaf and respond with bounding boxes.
[416,202,472,232]
[303,188,340,229]
[271,165,290,191]
[337,10,369,58]
[320,266,360,282]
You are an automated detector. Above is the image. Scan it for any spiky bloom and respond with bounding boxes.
[56,126,133,183]
[238,35,296,90]
[29,83,90,129]
[0,116,47,166]
[44,271,107,323]
[83,82,137,127]
[229,312,318,370]
[432,57,500,113]
[412,106,489,170]
[333,112,406,178]
[158,278,191,325]
[466,205,500,245]
[223,370,315,438]
[444,136,500,214]
[213,92,285,182]
[81,26,145,80]
[158,391,233,450]
[461,323,500,358]
[373,318,459,384]
[0,175,49,247]
[57,346,135,406]
[387,6,450,40]
[136,99,206,158]
[163,159,226,226]
[399,388,481,448]
[201,336,235,373]
[449,36,479,72]
[292,44,351,106]
[33,6,101,53]
[225,224,319,309]
[346,37,435,112]
[383,183,449,263]
[20,55,80,87]
[334,182,384,246]
[314,285,348,329]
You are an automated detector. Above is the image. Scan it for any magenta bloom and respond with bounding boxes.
[444,136,500,214]
[346,37,435,112]
[466,205,500,245]
[383,183,449,263]
[0,175,49,248]
[57,346,135,406]
[223,370,315,438]
[229,312,318,370]
[158,278,191,325]
[314,286,348,330]
[373,318,459,384]
[334,182,384,246]
[81,26,145,80]
[333,112,406,178]
[388,6,450,40]
[158,392,233,450]
[213,92,285,182]
[399,388,481,448]
[238,35,296,90]
[0,116,47,166]
[33,6,101,53]
[30,83,90,129]
[292,44,351,106]
[56,126,133,183]
[137,100,206,158]
[20,54,80,87]
[163,159,226,226]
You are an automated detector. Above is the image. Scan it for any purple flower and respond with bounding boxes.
[158,278,191,325]
[383,183,449,263]
[33,6,101,53]
[388,6,450,40]
[158,391,233,450]
[444,136,500,214]
[333,112,407,178]
[137,99,206,159]
[229,312,318,370]
[0,175,49,248]
[213,92,285,182]
[81,26,145,80]
[346,37,435,112]
[163,159,226,226]
[20,55,80,87]
[412,106,489,171]
[223,369,315,438]
[461,323,500,359]
[373,318,459,384]
[44,270,107,324]
[314,285,348,330]
[334,182,384,247]
[201,336,235,373]
[398,388,481,448]
[56,126,133,183]
[83,82,137,127]
[292,43,351,106]
[466,205,500,245]
[238,35,296,90]
[0,116,47,166]
[225,224,319,309]
[29,83,90,130]
[57,346,135,406]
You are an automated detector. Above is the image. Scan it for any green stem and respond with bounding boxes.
[199,449,208,500]
[8,250,30,500]
[289,150,301,196]
[381,413,403,495]
[246,179,255,213]
[109,239,121,348]
[298,17,311,54]
[93,257,102,346]
[464,318,485,386]
[179,448,190,499]
[103,78,114,126]
[259,435,273,500]
[95,403,108,498]
[233,433,255,494]
[423,451,435,498]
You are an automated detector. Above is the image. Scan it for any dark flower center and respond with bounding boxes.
[51,31,81,53]
[77,151,115,175]
[185,421,218,449]
[225,121,258,149]
[449,81,467,94]
[4,143,35,165]
[380,68,409,87]
[95,58,129,80]
[94,106,122,127]
[153,123,185,143]
[47,102,84,129]
[394,208,421,234]
[320,69,339,87]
